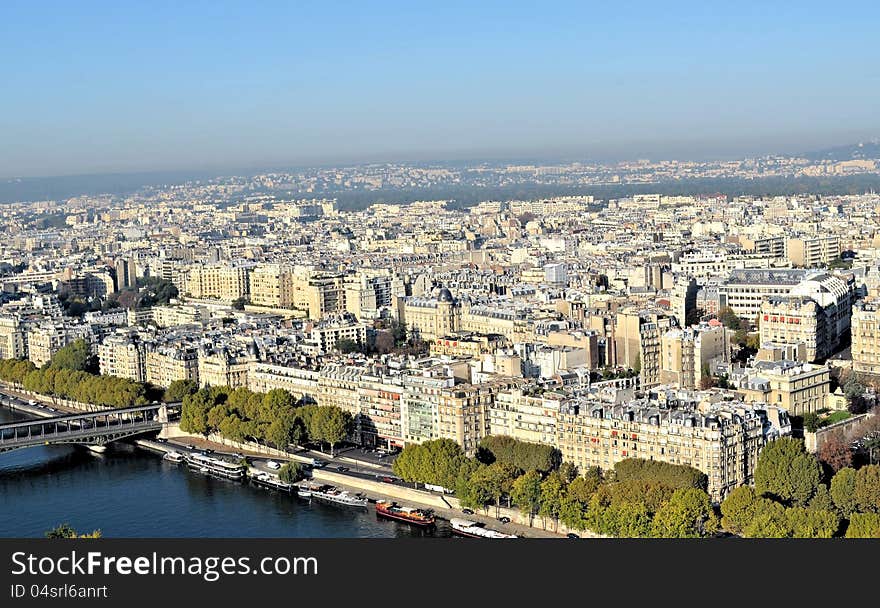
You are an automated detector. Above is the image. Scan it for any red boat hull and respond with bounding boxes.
[375,504,435,527]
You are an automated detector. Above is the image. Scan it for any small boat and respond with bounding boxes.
[163,451,184,463]
[375,500,435,526]
[450,518,517,539]
[185,453,246,481]
[250,471,293,493]
[309,484,368,507]
[296,484,312,499]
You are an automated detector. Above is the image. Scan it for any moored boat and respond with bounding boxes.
[309,484,368,507]
[450,518,517,539]
[163,451,184,463]
[185,453,246,480]
[250,471,293,493]
[375,500,435,526]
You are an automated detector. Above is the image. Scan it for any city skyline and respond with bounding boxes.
[2,1,879,177]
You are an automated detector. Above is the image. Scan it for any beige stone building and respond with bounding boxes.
[247,362,320,401]
[26,323,92,367]
[98,331,146,382]
[851,299,880,376]
[396,289,460,342]
[249,263,296,308]
[0,316,26,360]
[185,263,250,301]
[736,360,830,415]
[145,345,199,389]
[614,309,674,387]
[488,387,565,446]
[786,236,841,267]
[660,322,727,389]
[197,349,251,388]
[555,398,774,501]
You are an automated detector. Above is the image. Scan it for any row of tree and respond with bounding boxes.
[0,350,150,410]
[720,437,880,537]
[178,385,352,455]
[392,436,718,537]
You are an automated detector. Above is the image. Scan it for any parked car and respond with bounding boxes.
[461,508,475,515]
[376,474,396,483]
[335,465,350,472]
[498,516,511,524]
[567,533,580,539]
[312,459,329,468]
[186,444,196,450]
[266,460,281,470]
[156,437,168,443]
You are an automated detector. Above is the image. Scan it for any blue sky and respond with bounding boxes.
[1,1,879,176]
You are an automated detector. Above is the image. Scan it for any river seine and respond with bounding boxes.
[0,408,452,538]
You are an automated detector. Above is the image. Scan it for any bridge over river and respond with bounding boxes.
[0,403,174,453]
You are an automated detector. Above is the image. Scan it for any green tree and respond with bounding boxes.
[755,438,821,506]
[651,488,719,538]
[266,407,298,452]
[180,388,215,437]
[807,484,836,513]
[47,339,97,373]
[455,466,493,512]
[479,435,560,473]
[613,458,708,491]
[278,462,303,484]
[538,471,568,531]
[558,461,578,483]
[743,500,790,538]
[717,306,742,330]
[802,412,820,433]
[830,467,858,517]
[472,462,519,517]
[391,320,407,346]
[392,439,472,490]
[511,469,543,523]
[854,465,880,513]
[334,338,361,354]
[163,379,199,402]
[307,406,352,456]
[720,486,759,535]
[845,512,880,538]
[785,507,839,538]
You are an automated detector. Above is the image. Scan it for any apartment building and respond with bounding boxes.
[309,316,369,353]
[26,323,93,367]
[249,263,296,308]
[555,398,777,501]
[0,316,26,360]
[786,236,841,267]
[397,289,460,341]
[660,322,727,389]
[145,345,199,389]
[736,360,831,415]
[614,309,674,387]
[246,362,320,402]
[185,262,250,301]
[197,347,251,388]
[488,387,565,446]
[851,299,880,376]
[98,331,147,382]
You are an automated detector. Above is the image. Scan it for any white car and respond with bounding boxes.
[266,460,281,470]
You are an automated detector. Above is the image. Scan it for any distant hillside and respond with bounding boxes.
[802,140,880,162]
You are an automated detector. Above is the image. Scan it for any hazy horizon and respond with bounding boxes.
[2,1,879,178]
